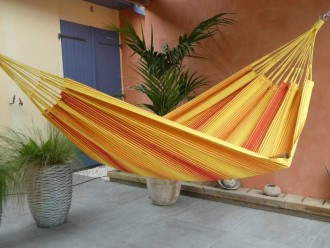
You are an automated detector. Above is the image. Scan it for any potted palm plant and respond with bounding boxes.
[0,125,78,228]
[0,153,20,225]
[109,13,235,205]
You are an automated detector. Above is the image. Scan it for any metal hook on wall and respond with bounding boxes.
[19,98,23,106]
[9,94,16,105]
[322,10,330,22]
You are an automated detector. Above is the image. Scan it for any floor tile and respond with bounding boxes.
[233,210,327,248]
[310,223,330,248]
[175,198,257,230]
[118,217,224,248]
[124,194,197,217]
[209,231,292,248]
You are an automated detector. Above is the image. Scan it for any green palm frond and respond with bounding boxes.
[133,65,207,116]
[109,13,235,76]
[165,13,236,65]
[108,13,235,116]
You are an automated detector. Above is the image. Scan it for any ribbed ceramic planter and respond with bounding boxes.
[146,178,181,206]
[263,184,281,197]
[27,164,72,228]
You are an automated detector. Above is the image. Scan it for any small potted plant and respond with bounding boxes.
[0,125,78,228]
[0,153,20,225]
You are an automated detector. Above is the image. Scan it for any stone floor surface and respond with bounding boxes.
[0,174,329,248]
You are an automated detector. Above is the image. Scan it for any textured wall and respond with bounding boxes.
[59,0,119,29]
[126,0,330,198]
[0,0,120,130]
[119,9,148,105]
[0,0,63,130]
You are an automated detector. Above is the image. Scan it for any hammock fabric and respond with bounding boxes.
[0,20,324,181]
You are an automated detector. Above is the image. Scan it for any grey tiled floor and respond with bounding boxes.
[0,175,329,248]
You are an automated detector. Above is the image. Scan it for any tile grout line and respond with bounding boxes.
[230,208,257,231]
[307,226,323,248]
[204,235,223,248]
[202,211,274,248]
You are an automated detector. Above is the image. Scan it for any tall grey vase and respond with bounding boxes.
[27,164,72,228]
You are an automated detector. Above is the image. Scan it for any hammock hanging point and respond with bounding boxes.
[314,20,324,30]
[321,10,330,22]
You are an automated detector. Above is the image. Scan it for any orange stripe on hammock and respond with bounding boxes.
[244,82,289,151]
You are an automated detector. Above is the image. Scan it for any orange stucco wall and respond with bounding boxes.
[120,1,330,199]
[119,9,148,105]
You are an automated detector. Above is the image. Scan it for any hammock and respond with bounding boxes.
[0,20,324,181]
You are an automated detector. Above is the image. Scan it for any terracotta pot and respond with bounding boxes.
[146,178,181,206]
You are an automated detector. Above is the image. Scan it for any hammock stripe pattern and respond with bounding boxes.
[0,20,323,181]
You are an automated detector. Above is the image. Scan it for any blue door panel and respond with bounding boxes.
[60,20,96,88]
[93,28,122,96]
[59,20,122,169]
[60,20,97,168]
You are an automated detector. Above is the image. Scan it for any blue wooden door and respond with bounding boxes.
[60,20,95,88]
[60,20,122,168]
[93,28,122,96]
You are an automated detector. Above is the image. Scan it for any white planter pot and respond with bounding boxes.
[27,164,72,228]
[263,184,281,197]
[146,178,181,206]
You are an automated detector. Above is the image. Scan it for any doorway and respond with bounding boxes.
[60,20,122,168]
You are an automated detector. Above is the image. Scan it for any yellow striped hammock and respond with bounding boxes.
[0,19,326,181]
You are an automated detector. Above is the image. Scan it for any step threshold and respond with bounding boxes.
[107,170,330,222]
